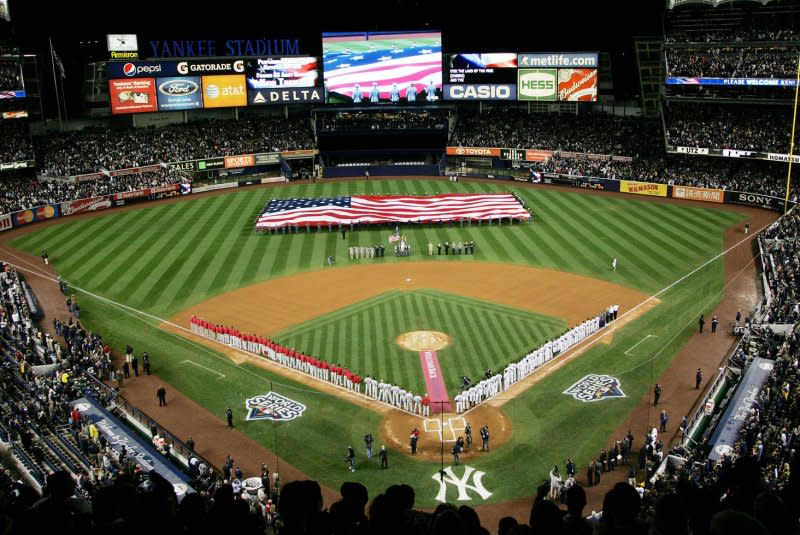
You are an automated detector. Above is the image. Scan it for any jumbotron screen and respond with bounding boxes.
[322,31,442,104]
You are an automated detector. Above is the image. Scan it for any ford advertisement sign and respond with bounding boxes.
[156,77,203,110]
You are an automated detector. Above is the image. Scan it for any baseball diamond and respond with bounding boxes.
[7,177,752,512]
[4,5,800,533]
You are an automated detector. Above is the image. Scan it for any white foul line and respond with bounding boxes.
[624,334,658,356]
[181,359,225,379]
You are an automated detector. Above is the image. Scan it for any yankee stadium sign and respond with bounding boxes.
[563,374,625,402]
[245,391,306,421]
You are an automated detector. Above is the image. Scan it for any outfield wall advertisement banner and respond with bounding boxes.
[525,150,553,162]
[557,69,597,101]
[109,78,158,114]
[11,204,60,227]
[156,77,203,110]
[201,75,247,108]
[672,186,724,204]
[0,213,11,232]
[446,147,501,157]
[224,154,255,168]
[61,196,113,216]
[619,180,667,197]
[517,69,557,101]
[198,157,225,170]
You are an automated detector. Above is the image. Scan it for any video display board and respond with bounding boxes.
[444,53,517,100]
[322,31,442,104]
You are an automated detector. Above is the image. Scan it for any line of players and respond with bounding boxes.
[453,305,619,413]
[189,316,430,415]
[350,80,437,103]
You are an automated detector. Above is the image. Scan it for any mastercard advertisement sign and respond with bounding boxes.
[109,78,158,114]
[202,75,247,108]
[557,69,597,101]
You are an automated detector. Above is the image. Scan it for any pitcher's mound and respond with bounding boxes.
[396,331,452,351]
[380,404,512,461]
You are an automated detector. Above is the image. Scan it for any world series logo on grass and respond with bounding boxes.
[563,374,625,402]
[245,391,307,421]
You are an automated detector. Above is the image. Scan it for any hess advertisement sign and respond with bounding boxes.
[156,77,203,110]
[517,69,557,101]
[201,75,247,108]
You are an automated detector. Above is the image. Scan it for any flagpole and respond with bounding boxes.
[48,36,63,132]
[785,51,800,214]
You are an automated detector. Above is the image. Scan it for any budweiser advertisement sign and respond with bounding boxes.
[557,69,597,101]
[61,196,113,215]
[446,146,501,157]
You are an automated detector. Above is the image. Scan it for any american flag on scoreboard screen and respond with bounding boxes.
[256,193,530,229]
[323,41,442,100]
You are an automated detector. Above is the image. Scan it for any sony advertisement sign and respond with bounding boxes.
[444,84,517,100]
[725,190,791,212]
[247,87,323,104]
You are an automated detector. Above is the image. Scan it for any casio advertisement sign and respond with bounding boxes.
[444,84,517,100]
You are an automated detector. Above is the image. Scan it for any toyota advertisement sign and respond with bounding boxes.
[156,77,203,110]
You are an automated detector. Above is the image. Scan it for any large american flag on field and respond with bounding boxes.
[256,193,530,230]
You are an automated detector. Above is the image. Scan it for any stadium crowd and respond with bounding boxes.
[666,46,800,79]
[665,103,792,153]
[0,60,22,92]
[0,119,34,164]
[35,116,314,177]
[665,27,800,44]
[317,110,449,132]
[0,168,183,215]
[451,109,661,158]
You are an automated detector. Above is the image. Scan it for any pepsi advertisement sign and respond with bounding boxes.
[107,61,178,79]
[156,77,203,110]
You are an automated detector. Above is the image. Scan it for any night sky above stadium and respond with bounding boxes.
[3,0,660,99]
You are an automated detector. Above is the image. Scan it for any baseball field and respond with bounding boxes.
[8,178,744,507]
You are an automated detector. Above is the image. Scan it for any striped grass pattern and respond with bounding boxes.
[274,289,567,394]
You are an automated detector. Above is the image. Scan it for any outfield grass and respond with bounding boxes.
[274,289,567,394]
[9,180,744,505]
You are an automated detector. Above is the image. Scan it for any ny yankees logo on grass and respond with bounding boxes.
[563,374,625,402]
[432,466,493,503]
[245,391,307,421]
